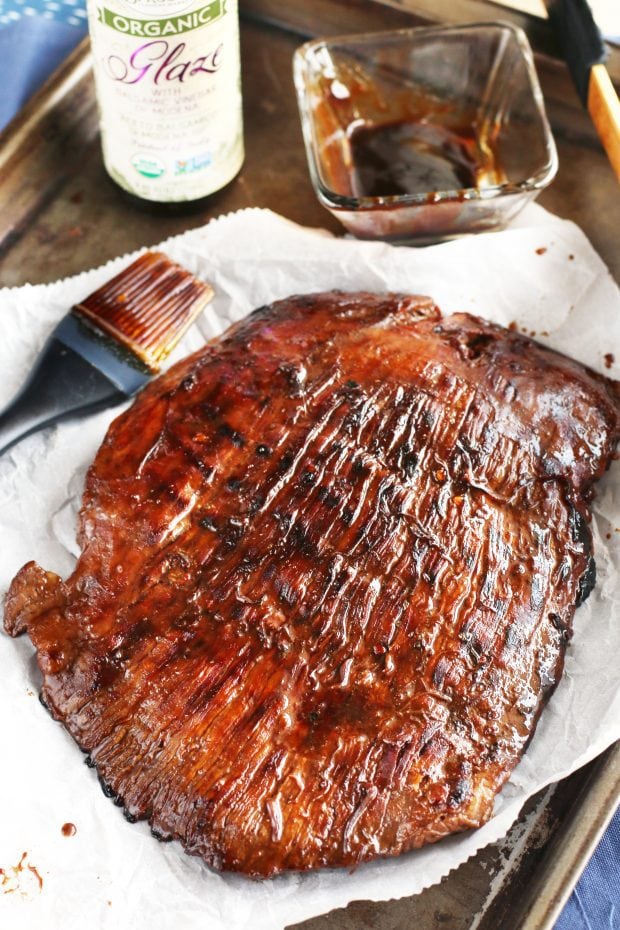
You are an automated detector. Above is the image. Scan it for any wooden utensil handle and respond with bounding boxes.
[588,64,620,181]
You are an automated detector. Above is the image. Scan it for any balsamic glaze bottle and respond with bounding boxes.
[86,0,244,206]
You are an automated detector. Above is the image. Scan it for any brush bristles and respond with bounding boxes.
[73,252,214,371]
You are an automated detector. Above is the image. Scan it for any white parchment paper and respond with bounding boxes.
[1,205,619,930]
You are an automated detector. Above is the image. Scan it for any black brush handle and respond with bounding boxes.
[545,0,607,105]
[0,338,126,456]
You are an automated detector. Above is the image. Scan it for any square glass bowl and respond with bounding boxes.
[293,23,558,242]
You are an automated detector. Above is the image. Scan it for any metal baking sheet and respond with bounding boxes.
[0,6,618,929]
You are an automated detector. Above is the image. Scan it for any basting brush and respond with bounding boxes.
[0,252,213,456]
[544,0,620,180]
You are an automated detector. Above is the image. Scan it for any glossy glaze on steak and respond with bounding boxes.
[4,292,620,877]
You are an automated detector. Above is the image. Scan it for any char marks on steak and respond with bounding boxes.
[4,292,620,876]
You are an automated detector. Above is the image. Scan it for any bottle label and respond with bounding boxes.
[87,0,244,201]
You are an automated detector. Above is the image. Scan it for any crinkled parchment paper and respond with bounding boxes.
[1,205,619,930]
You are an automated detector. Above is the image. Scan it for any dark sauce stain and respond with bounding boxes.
[300,470,317,487]
[569,504,591,551]
[276,579,298,607]
[200,401,219,420]
[94,651,124,689]
[576,558,596,606]
[61,822,77,837]
[448,777,472,808]
[604,353,614,369]
[401,447,418,479]
[248,494,265,516]
[123,617,154,649]
[97,772,121,803]
[179,374,197,392]
[217,423,245,447]
[278,452,295,472]
[317,486,340,508]
[278,362,306,397]
[462,332,495,361]
[548,613,570,641]
[535,247,547,255]
[349,119,485,197]
[220,518,244,553]
[289,522,317,558]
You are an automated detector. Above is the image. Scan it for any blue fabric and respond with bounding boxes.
[555,804,620,930]
[0,0,86,128]
[0,6,618,927]
[0,17,86,126]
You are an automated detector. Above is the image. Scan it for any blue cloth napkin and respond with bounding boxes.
[0,5,618,926]
[0,0,86,127]
[555,805,620,930]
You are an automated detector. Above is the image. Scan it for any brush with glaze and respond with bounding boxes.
[0,252,214,456]
[544,0,620,180]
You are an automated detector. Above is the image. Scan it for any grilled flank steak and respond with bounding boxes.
[5,292,620,876]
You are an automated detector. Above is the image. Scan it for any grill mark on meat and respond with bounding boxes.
[4,291,619,877]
